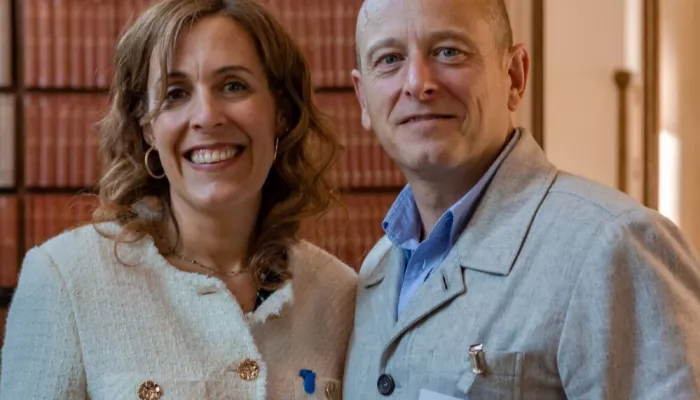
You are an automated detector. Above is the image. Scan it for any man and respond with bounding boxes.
[343,0,700,398]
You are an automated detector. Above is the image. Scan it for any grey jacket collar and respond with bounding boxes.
[363,129,558,287]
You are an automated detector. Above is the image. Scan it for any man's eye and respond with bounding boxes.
[437,48,462,58]
[378,54,402,65]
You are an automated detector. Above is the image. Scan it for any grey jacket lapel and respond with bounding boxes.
[390,248,466,346]
[361,238,404,342]
[456,130,557,275]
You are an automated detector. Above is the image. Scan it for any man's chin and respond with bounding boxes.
[400,153,465,180]
[401,144,459,166]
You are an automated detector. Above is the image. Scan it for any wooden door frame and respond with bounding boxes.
[531,0,545,149]
[643,0,660,209]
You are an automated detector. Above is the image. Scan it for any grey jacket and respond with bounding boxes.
[344,131,700,399]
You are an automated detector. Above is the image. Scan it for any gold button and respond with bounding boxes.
[138,380,163,400]
[325,381,341,400]
[236,358,260,381]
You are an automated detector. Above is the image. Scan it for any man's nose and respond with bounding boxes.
[403,54,438,100]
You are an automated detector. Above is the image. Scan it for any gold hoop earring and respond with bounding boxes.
[273,137,279,161]
[144,146,166,179]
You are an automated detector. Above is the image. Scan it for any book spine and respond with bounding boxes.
[68,0,84,87]
[0,0,12,86]
[0,196,18,288]
[23,96,39,187]
[0,95,14,187]
[53,0,70,87]
[23,0,39,87]
[37,0,54,87]
[38,95,55,187]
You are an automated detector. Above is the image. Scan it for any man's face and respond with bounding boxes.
[353,0,527,179]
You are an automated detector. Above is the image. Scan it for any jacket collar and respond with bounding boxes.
[455,129,556,275]
[363,129,557,286]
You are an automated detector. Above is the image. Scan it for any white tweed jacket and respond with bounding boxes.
[0,223,357,400]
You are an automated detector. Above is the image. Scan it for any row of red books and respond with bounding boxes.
[299,193,395,269]
[317,92,406,188]
[263,0,363,88]
[22,0,158,89]
[23,94,106,189]
[23,194,99,250]
[16,0,361,89]
[1,192,397,285]
[0,95,15,187]
[4,93,404,189]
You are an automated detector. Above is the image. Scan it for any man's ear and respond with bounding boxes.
[351,69,372,131]
[506,44,530,112]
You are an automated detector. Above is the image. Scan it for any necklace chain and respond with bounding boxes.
[157,233,247,278]
[174,253,246,277]
[157,233,270,308]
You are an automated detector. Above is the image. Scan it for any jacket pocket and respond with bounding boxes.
[93,373,207,400]
[456,351,523,400]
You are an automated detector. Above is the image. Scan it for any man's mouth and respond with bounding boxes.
[400,114,455,124]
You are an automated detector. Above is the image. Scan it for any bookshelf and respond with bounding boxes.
[0,0,403,345]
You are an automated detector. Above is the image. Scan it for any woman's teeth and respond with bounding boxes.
[190,147,239,165]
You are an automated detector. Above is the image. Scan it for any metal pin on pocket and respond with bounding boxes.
[469,343,486,375]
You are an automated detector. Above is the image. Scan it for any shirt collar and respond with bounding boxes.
[382,185,422,251]
[382,129,521,249]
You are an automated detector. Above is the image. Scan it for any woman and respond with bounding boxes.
[0,0,356,399]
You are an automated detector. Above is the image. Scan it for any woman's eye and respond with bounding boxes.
[224,81,247,92]
[165,88,187,101]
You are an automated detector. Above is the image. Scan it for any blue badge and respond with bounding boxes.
[299,369,316,394]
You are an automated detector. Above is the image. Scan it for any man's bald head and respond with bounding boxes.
[484,0,514,53]
[355,0,514,68]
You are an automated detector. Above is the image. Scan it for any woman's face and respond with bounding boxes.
[145,15,279,215]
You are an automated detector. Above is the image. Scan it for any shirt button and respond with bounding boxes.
[377,374,395,396]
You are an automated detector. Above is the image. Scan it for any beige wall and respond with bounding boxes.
[543,0,629,190]
[538,0,699,249]
[659,0,700,249]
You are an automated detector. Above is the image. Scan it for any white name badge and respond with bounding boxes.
[418,388,463,400]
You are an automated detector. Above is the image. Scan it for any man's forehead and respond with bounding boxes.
[356,0,487,46]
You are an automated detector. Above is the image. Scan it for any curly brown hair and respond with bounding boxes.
[93,0,340,289]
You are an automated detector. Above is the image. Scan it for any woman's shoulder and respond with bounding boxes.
[32,221,156,278]
[38,221,111,255]
[40,221,118,254]
[290,239,358,287]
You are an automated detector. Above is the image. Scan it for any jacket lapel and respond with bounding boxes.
[374,130,558,351]
[360,238,404,342]
[388,248,466,347]
[456,130,557,275]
